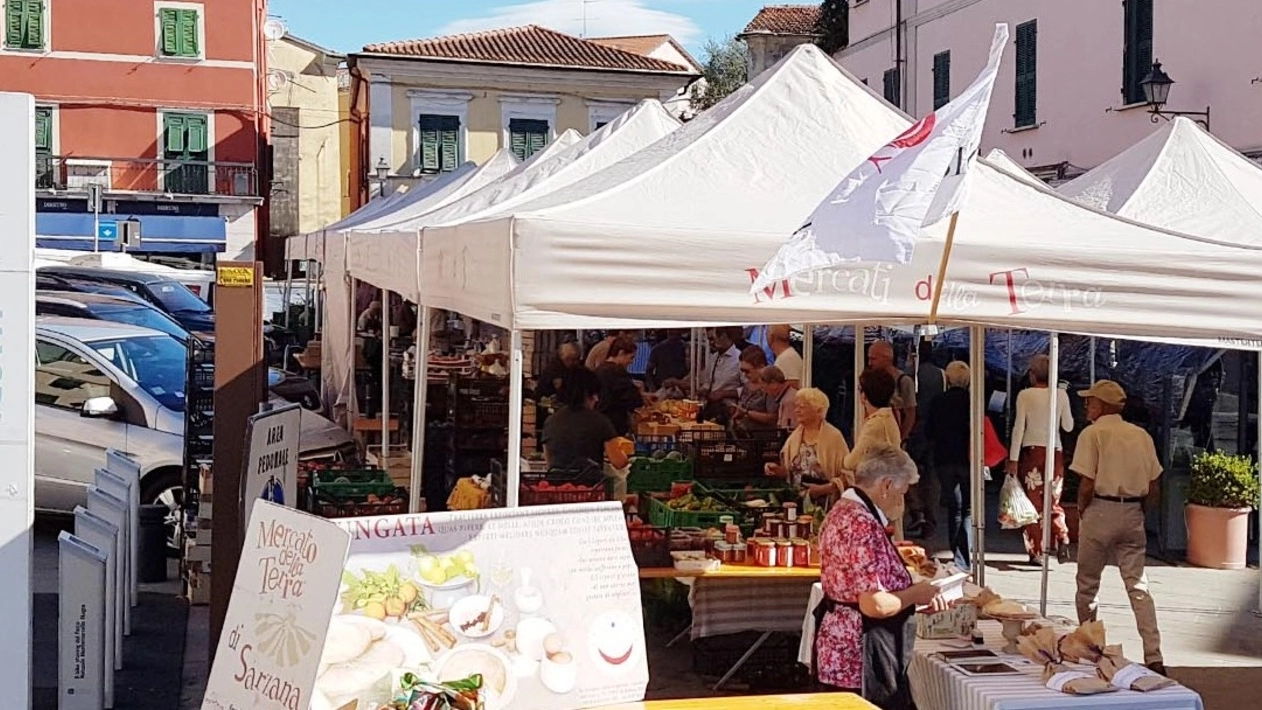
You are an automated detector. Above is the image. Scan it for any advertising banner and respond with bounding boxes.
[73,506,120,697]
[105,450,142,600]
[202,501,351,710]
[313,501,647,710]
[241,404,303,530]
[94,467,136,610]
[58,532,107,710]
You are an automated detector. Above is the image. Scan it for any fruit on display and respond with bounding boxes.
[340,564,427,620]
[626,519,666,543]
[414,548,480,587]
[526,481,597,492]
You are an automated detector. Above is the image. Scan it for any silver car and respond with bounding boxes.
[34,317,356,547]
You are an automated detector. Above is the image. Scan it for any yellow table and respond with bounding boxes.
[601,693,877,709]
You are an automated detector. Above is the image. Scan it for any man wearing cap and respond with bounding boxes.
[1070,380,1165,674]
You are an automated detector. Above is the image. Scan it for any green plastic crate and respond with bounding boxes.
[627,457,694,493]
[693,478,801,506]
[309,468,396,498]
[646,494,735,530]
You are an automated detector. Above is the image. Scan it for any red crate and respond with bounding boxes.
[519,482,607,506]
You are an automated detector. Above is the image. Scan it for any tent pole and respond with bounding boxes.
[927,212,961,323]
[381,291,391,458]
[410,306,431,514]
[348,276,358,427]
[1089,336,1096,383]
[1257,352,1261,614]
[853,324,864,439]
[1005,330,1013,435]
[506,330,524,508]
[690,328,700,397]
[303,259,313,339]
[802,325,814,388]
[1039,332,1060,617]
[969,326,986,584]
[282,240,293,329]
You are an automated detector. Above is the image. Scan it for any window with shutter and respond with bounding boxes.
[883,67,901,108]
[159,6,200,57]
[1014,20,1037,128]
[6,0,44,49]
[1122,0,1153,105]
[932,51,951,110]
[34,106,51,151]
[417,114,460,174]
[508,118,549,161]
[162,112,210,194]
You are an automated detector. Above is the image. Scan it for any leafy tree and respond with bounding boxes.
[690,36,749,111]
[816,0,850,55]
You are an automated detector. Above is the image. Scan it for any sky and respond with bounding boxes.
[267,0,770,58]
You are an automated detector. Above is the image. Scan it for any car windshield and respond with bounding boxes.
[88,335,187,412]
[92,304,189,340]
[149,281,211,314]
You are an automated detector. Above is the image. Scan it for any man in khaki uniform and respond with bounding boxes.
[1070,380,1165,674]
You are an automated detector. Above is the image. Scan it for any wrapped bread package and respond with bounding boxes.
[973,587,1034,619]
[1042,664,1118,695]
[1059,620,1108,663]
[1016,627,1062,667]
[1097,645,1177,692]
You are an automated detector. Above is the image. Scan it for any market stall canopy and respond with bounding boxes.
[984,148,1043,186]
[420,43,1262,342]
[341,134,582,301]
[1059,117,1262,247]
[343,103,680,301]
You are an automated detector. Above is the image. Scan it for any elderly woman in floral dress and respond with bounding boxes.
[812,444,947,708]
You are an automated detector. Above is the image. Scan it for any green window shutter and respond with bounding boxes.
[883,67,900,107]
[6,1,23,47]
[185,114,208,155]
[22,0,42,49]
[1014,20,1037,128]
[438,116,459,172]
[177,9,198,57]
[163,113,186,153]
[932,51,951,110]
[508,118,549,161]
[418,114,441,172]
[160,8,179,55]
[34,107,51,151]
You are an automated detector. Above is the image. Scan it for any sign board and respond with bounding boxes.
[0,91,36,710]
[74,506,120,696]
[216,265,255,288]
[88,486,129,649]
[58,532,107,710]
[202,501,351,710]
[95,466,137,608]
[105,450,141,601]
[312,502,648,710]
[97,220,117,242]
[119,219,141,249]
[240,404,302,530]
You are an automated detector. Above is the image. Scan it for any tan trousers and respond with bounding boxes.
[1075,499,1163,664]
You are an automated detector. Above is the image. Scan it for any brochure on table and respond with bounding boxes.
[319,501,648,710]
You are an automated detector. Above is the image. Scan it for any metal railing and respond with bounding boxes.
[36,155,259,197]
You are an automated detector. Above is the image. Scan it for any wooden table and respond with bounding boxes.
[600,693,877,709]
[640,565,821,689]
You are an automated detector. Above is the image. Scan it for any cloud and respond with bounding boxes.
[438,0,702,45]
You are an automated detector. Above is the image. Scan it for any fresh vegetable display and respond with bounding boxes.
[340,564,427,620]
[664,492,726,512]
[376,672,484,710]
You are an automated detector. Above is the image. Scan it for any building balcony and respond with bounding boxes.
[36,155,259,199]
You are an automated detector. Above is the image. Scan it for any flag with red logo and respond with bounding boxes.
[752,24,1009,291]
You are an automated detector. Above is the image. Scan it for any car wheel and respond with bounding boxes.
[142,470,183,558]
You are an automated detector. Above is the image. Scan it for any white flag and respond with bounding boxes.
[752,24,1009,292]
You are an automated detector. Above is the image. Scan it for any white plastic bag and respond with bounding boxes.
[998,474,1040,529]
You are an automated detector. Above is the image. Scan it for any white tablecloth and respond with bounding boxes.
[910,623,1204,710]
[691,576,817,640]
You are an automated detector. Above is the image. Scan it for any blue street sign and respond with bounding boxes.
[97,221,118,241]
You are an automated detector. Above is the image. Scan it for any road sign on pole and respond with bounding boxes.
[97,221,117,244]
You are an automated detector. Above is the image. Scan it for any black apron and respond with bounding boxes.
[812,488,918,710]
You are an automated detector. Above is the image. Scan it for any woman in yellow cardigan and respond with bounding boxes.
[765,387,852,497]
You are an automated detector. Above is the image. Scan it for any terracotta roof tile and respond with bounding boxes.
[363,25,694,74]
[742,5,823,36]
[588,34,701,71]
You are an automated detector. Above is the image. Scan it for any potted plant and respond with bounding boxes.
[1185,451,1259,570]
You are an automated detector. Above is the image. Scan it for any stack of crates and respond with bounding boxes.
[182,336,215,605]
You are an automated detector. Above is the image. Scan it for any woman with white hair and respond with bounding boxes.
[812,444,947,706]
[765,387,851,498]
[926,361,974,571]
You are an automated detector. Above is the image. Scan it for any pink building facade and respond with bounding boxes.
[837,0,1262,179]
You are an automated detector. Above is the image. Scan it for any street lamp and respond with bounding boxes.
[370,157,390,197]
[1140,60,1210,129]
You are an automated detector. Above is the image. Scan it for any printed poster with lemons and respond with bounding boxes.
[315,501,647,710]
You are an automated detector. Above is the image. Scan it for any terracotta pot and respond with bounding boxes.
[1062,503,1079,544]
[1185,503,1252,570]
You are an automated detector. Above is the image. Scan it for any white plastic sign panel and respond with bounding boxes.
[320,501,648,710]
[58,532,107,710]
[104,451,141,601]
[202,500,351,710]
[95,467,136,609]
[0,90,36,710]
[88,486,130,644]
[240,404,302,530]
[74,506,120,700]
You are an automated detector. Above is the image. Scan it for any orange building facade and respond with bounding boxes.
[4,0,270,263]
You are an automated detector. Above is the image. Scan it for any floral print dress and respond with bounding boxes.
[816,497,914,689]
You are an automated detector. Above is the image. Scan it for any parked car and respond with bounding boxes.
[33,317,357,551]
[35,292,322,410]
